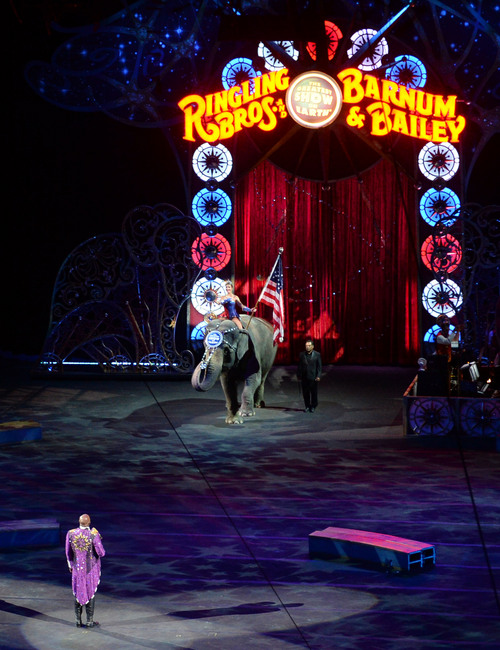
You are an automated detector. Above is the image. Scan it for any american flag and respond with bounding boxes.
[260,256,285,344]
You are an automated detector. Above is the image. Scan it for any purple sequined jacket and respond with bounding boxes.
[65,526,105,605]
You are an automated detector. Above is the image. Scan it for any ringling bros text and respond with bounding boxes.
[178,67,466,144]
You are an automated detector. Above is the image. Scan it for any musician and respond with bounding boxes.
[217,281,255,329]
[435,315,459,362]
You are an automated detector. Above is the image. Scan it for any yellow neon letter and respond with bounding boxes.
[232,106,253,133]
[257,96,278,132]
[391,109,410,136]
[381,79,400,107]
[215,112,235,140]
[434,95,457,118]
[366,102,392,136]
[337,68,365,103]
[178,94,206,142]
[396,86,416,112]
[415,90,433,116]
[431,120,449,142]
[228,86,243,109]
[447,116,466,142]
[213,90,229,115]
[275,68,290,91]
[364,75,381,101]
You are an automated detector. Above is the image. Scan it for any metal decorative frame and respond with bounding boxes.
[419,188,461,227]
[460,400,500,437]
[191,233,231,271]
[192,143,233,182]
[408,398,454,436]
[418,142,460,181]
[258,41,299,70]
[421,279,463,317]
[221,57,260,90]
[420,234,462,274]
[190,321,208,342]
[38,204,200,374]
[347,29,388,70]
[191,188,232,228]
[190,278,226,316]
[306,21,343,61]
[385,55,427,88]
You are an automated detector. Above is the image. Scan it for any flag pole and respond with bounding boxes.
[245,247,283,330]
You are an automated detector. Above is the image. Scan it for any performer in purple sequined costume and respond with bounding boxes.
[65,513,105,628]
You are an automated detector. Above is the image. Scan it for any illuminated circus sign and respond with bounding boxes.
[338,68,466,143]
[286,71,343,129]
[178,69,289,143]
[178,67,466,144]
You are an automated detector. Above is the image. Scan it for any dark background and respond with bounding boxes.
[6,6,188,357]
[5,1,499,358]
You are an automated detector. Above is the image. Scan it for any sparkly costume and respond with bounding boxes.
[66,525,105,627]
[222,297,252,320]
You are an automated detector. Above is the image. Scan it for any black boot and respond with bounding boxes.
[74,600,83,627]
[85,597,99,628]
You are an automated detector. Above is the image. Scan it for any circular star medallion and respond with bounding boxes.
[286,71,343,129]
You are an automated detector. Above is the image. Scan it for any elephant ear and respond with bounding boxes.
[236,329,258,369]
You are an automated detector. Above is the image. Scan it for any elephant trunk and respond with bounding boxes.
[191,349,223,392]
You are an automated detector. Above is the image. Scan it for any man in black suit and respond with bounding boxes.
[297,339,322,412]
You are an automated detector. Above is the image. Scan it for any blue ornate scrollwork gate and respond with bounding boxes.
[38,204,202,375]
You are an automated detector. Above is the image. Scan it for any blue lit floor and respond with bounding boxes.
[0,360,499,649]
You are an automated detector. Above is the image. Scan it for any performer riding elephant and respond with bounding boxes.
[191,315,277,424]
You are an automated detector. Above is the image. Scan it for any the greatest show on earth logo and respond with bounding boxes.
[285,71,343,129]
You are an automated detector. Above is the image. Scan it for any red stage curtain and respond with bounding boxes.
[234,158,420,365]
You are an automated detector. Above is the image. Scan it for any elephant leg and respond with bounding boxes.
[239,374,261,417]
[221,374,243,424]
[254,367,272,408]
[254,378,267,408]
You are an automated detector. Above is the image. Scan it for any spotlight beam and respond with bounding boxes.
[348,2,414,67]
[260,40,302,76]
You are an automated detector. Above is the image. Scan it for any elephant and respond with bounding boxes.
[191,315,277,424]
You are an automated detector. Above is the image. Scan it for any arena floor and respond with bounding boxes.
[0,359,499,649]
